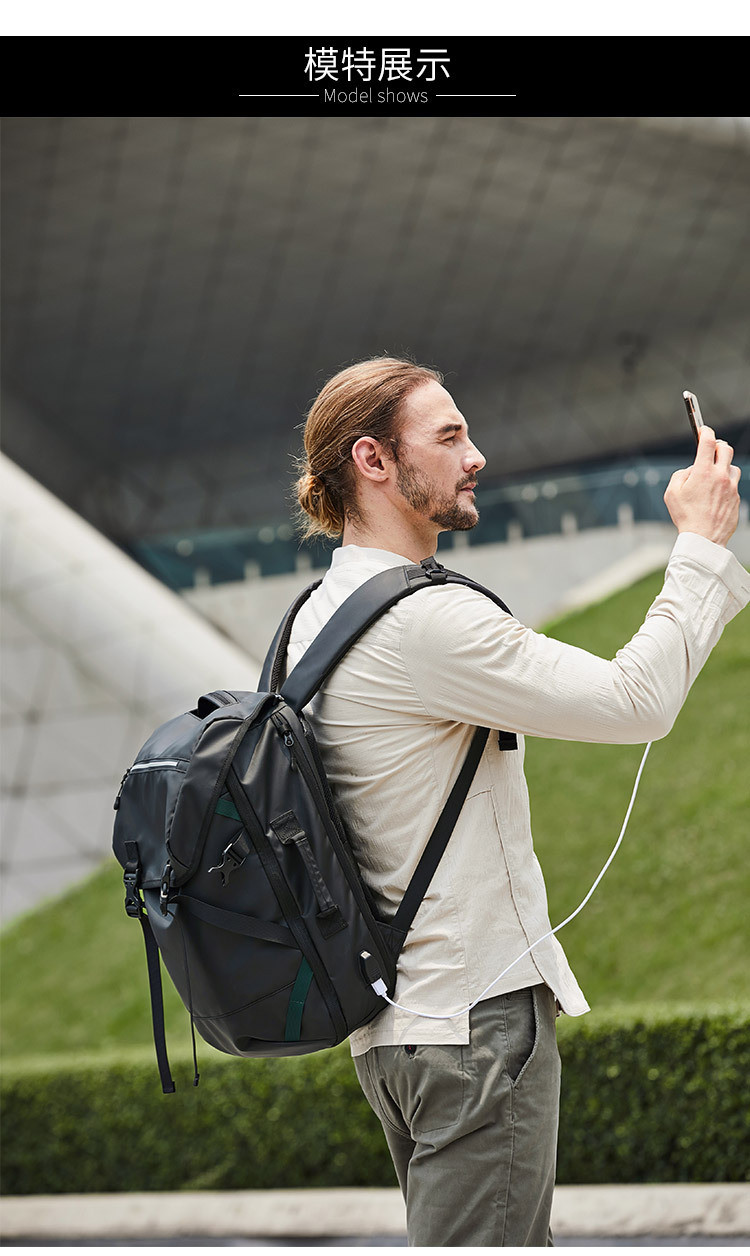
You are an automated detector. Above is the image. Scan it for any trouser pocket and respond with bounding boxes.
[505,985,540,1087]
[356,1041,466,1139]
[354,1048,409,1138]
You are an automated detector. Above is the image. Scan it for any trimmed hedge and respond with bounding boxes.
[2,1006,748,1195]
[556,1005,750,1184]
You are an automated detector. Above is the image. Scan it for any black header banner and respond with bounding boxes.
[1,36,742,114]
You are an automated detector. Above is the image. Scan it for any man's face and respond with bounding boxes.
[392,380,486,532]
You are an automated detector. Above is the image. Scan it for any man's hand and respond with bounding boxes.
[664,426,742,547]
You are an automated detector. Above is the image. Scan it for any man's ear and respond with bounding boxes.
[351,436,393,483]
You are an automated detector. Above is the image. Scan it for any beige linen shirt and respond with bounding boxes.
[286,533,750,1056]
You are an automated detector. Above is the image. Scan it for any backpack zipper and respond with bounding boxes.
[271,713,298,771]
[130,759,184,771]
[114,760,185,809]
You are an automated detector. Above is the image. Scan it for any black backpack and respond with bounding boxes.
[112,556,517,1092]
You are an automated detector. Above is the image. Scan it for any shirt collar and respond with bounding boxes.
[329,544,416,570]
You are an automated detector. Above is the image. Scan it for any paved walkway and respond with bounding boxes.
[2,1184,749,1245]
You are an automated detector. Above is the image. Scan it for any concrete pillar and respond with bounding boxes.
[618,502,634,529]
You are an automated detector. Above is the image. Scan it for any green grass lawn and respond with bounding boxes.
[526,569,750,1011]
[1,567,748,1063]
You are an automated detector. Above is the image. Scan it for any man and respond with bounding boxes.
[286,355,748,1246]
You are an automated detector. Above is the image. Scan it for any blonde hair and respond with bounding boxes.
[295,355,443,539]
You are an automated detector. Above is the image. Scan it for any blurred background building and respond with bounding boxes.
[2,114,749,922]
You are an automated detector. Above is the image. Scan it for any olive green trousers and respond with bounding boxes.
[353,983,561,1247]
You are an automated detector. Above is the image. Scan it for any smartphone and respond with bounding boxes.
[683,391,704,445]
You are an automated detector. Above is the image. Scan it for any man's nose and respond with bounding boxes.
[464,442,486,473]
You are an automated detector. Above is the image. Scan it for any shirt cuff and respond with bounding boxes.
[670,532,750,607]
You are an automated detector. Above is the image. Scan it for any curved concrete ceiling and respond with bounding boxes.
[2,115,749,548]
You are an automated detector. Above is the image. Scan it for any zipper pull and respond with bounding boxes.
[283,730,298,771]
[272,714,298,771]
[113,768,131,810]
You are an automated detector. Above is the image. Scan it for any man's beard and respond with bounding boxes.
[395,459,479,531]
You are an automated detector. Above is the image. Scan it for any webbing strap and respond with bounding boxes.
[259,579,323,693]
[284,956,314,1042]
[123,839,175,1095]
[177,894,298,947]
[277,562,517,753]
[254,559,517,968]
[393,724,490,937]
[278,565,422,712]
[226,768,348,1043]
[137,909,176,1094]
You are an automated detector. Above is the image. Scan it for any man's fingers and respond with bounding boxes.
[666,420,741,545]
[714,439,735,470]
[695,425,717,465]
[664,467,690,508]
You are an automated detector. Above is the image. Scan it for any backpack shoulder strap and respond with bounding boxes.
[277,555,518,947]
[391,722,490,940]
[279,556,515,717]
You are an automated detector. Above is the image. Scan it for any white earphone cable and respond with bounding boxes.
[371,740,653,1019]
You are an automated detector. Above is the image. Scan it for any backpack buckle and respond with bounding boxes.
[208,841,247,887]
[123,841,143,918]
[123,868,142,918]
[420,556,448,583]
[159,863,175,915]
